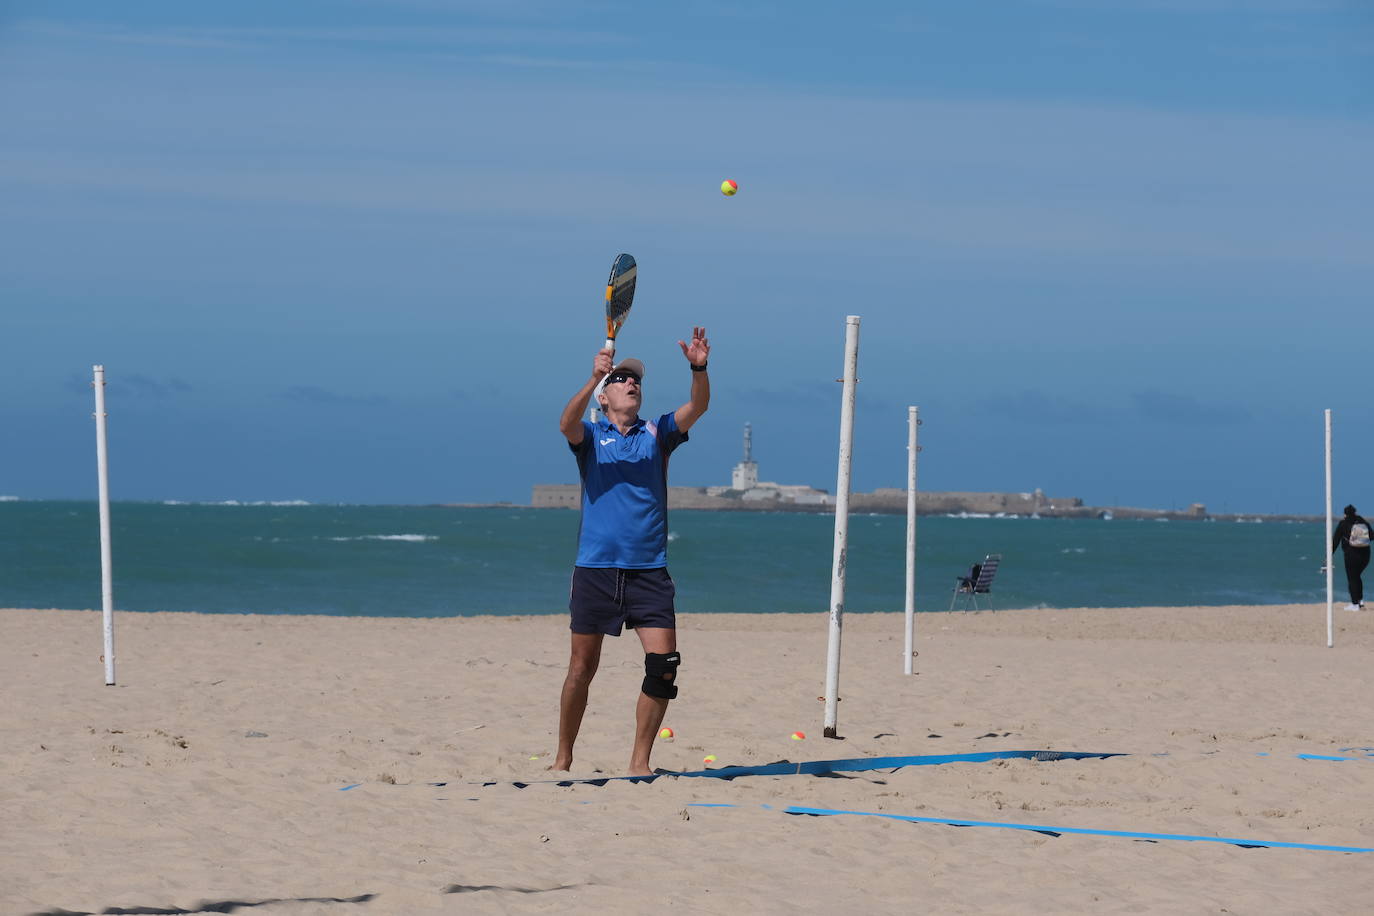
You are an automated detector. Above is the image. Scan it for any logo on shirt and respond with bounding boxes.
[599,437,616,446]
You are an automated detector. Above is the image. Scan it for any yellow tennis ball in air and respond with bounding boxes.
[720,179,738,196]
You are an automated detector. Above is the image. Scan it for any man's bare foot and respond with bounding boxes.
[549,755,572,772]
[627,764,653,778]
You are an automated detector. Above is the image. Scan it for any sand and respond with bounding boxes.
[3,604,1373,914]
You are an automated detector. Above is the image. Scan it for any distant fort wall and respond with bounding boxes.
[529,483,1325,521]
[529,423,1317,522]
[532,485,581,510]
[849,488,1080,515]
[532,483,1089,516]
[534,484,824,512]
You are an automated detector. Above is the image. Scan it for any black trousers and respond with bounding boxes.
[1344,546,1370,604]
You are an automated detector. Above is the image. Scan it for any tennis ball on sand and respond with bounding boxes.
[703,754,718,764]
[659,727,674,739]
[720,179,738,196]
[791,731,806,740]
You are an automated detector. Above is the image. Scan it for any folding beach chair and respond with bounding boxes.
[949,554,1001,611]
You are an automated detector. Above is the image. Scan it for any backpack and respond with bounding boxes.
[1349,522,1371,548]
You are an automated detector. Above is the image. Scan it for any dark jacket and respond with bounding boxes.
[1332,515,1372,553]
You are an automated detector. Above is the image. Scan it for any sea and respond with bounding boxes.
[0,499,1329,617]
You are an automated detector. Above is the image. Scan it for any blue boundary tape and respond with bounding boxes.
[689,803,1374,854]
[664,749,1120,780]
[476,749,1121,788]
[338,747,1373,791]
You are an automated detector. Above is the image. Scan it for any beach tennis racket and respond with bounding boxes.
[604,253,637,354]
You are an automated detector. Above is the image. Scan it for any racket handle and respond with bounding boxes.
[604,338,615,353]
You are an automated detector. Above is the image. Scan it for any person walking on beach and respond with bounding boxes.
[554,327,710,776]
[1332,504,1372,611]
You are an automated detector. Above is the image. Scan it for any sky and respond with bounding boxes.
[2,0,1372,513]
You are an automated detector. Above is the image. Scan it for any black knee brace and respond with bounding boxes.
[643,651,680,700]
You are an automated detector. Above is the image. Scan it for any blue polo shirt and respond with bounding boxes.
[570,412,688,568]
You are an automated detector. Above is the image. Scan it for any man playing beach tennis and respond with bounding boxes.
[554,328,710,776]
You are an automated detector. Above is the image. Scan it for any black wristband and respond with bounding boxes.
[691,363,708,372]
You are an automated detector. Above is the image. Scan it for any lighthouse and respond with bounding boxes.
[731,422,759,491]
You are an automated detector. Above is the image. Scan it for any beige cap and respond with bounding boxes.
[594,358,645,403]
[609,358,644,381]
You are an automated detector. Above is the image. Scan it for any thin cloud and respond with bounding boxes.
[739,383,896,415]
[65,373,193,398]
[976,390,1252,427]
[344,0,586,17]
[1131,390,1252,425]
[280,385,390,407]
[10,19,627,52]
[978,391,1117,426]
[476,54,642,71]
[14,20,253,51]
[122,374,193,398]
[1028,0,1346,12]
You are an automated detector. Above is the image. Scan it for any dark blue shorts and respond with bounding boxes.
[569,566,676,637]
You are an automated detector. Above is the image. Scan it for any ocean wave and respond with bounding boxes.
[0,495,19,502]
[1060,547,1087,554]
[327,534,438,543]
[192,500,313,507]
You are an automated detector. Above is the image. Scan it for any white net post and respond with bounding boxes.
[904,406,919,675]
[1325,408,1333,648]
[93,365,116,685]
[824,315,860,738]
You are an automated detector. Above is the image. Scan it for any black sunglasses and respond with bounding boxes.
[607,372,641,386]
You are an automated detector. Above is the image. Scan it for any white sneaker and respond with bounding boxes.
[1345,603,1361,612]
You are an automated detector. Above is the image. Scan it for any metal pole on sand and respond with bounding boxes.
[824,316,860,738]
[93,365,116,685]
[904,406,919,675]
[1325,408,1333,649]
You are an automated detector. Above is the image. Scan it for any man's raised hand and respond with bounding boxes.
[678,327,710,367]
[593,348,614,380]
